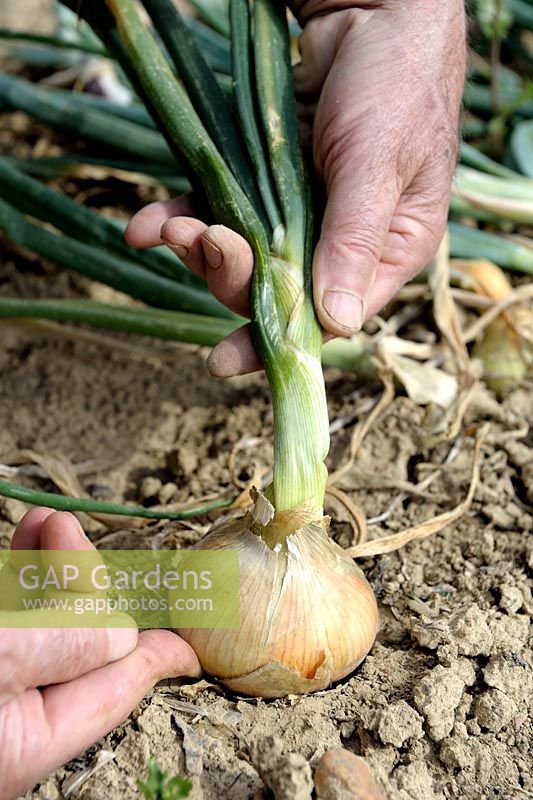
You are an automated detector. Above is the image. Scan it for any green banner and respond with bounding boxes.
[0,550,239,628]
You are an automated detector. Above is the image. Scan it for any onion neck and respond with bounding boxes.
[249,488,327,547]
[252,247,330,519]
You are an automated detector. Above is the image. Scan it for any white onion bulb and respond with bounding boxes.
[178,499,378,698]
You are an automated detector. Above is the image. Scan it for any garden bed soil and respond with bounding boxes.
[0,255,532,800]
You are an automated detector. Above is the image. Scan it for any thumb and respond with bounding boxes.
[313,163,399,336]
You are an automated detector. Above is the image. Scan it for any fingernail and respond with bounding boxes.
[322,289,364,332]
[53,511,90,544]
[71,515,90,543]
[203,238,223,270]
[206,342,234,378]
[164,242,188,260]
[106,616,138,661]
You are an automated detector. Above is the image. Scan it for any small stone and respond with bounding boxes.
[0,497,27,525]
[139,476,163,500]
[177,447,199,475]
[159,481,177,504]
[413,666,466,741]
[475,689,518,732]
[376,701,424,747]
[315,749,386,800]
[339,722,355,739]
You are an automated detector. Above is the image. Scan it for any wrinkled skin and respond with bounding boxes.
[0,508,200,800]
[127,0,466,376]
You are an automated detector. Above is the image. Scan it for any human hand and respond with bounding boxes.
[0,508,201,800]
[126,0,465,376]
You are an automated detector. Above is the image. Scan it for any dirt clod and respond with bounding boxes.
[139,475,163,501]
[392,761,440,800]
[483,653,533,706]
[413,602,493,656]
[249,736,313,800]
[375,701,424,747]
[413,665,467,741]
[474,689,518,732]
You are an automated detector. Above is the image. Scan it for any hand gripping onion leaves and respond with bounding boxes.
[81,0,378,697]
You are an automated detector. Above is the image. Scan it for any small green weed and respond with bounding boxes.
[137,759,192,800]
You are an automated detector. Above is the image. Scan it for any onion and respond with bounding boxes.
[179,495,378,698]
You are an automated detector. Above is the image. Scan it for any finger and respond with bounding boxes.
[367,237,444,320]
[0,621,138,705]
[39,511,106,593]
[11,507,55,550]
[207,324,262,377]
[307,16,405,337]
[365,184,449,319]
[0,631,200,800]
[9,510,94,577]
[202,225,254,318]
[125,195,195,248]
[313,167,399,336]
[161,216,208,278]
[207,325,334,378]
[39,511,94,552]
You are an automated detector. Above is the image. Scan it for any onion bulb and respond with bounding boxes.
[178,493,378,698]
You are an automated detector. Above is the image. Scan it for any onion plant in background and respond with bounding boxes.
[0,3,532,429]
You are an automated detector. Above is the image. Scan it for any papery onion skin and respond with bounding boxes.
[177,513,378,698]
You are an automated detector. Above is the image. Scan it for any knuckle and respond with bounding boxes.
[132,644,167,689]
[322,222,384,265]
[59,628,105,675]
[315,109,362,182]
[385,212,445,276]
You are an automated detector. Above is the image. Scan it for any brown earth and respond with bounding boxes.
[0,249,531,799]
[0,0,56,33]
